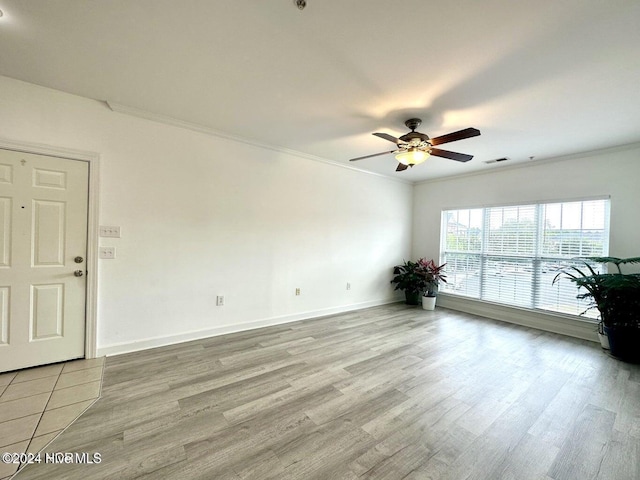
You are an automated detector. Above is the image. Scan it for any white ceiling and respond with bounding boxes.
[1,0,639,182]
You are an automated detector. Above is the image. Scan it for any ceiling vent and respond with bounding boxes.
[484,157,509,164]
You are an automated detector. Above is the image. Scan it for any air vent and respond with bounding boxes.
[484,157,509,164]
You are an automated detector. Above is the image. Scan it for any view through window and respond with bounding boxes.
[440,199,610,319]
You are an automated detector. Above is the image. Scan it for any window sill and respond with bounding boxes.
[437,293,599,343]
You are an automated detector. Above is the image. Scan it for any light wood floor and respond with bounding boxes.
[16,305,640,479]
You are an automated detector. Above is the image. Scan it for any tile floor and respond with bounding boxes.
[0,358,104,479]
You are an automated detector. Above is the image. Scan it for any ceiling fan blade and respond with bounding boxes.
[430,128,480,146]
[396,163,409,172]
[430,148,474,162]
[373,132,404,144]
[349,150,396,162]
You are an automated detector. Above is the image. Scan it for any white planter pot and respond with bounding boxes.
[598,332,610,350]
[422,296,436,311]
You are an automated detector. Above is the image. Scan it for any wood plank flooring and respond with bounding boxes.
[15,305,640,479]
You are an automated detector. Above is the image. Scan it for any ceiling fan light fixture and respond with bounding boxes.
[348,120,479,170]
[395,148,429,166]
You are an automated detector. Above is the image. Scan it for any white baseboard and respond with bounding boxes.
[437,294,599,343]
[96,298,399,357]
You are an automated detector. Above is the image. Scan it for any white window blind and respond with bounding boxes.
[440,199,610,319]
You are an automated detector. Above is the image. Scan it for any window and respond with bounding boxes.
[440,199,610,319]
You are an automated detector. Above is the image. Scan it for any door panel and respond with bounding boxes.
[32,200,66,266]
[0,197,10,266]
[33,168,67,189]
[0,149,88,372]
[0,287,8,345]
[0,163,11,183]
[31,283,64,339]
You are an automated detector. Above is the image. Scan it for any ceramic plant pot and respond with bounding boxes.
[422,295,436,311]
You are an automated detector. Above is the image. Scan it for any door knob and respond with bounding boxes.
[74,256,84,263]
[73,270,84,277]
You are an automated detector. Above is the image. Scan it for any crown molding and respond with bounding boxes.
[415,141,640,187]
[106,102,412,186]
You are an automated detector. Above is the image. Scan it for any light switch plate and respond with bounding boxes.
[99,226,121,238]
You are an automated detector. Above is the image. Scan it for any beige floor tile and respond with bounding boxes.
[0,440,28,478]
[0,359,103,478]
[47,380,101,410]
[0,376,58,403]
[12,364,63,384]
[0,414,41,448]
[62,357,105,374]
[27,431,61,454]
[55,366,103,390]
[34,399,95,437]
[0,392,50,423]
[0,372,16,387]
[0,461,19,478]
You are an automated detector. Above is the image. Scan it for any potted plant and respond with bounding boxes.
[553,256,640,362]
[391,260,428,305]
[419,259,447,311]
[391,258,447,308]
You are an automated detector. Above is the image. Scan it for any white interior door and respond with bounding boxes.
[0,149,88,373]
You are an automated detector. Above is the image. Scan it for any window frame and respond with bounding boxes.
[439,197,610,320]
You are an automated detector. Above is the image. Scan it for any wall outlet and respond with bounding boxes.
[216,295,224,306]
[346,282,351,290]
[99,247,116,259]
[99,226,121,238]
[295,288,301,296]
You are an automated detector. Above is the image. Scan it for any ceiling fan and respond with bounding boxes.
[350,118,481,172]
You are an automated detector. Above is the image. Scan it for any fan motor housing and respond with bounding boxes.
[400,118,430,143]
[399,131,430,143]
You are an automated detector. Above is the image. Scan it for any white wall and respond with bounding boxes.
[0,75,413,355]
[412,145,640,340]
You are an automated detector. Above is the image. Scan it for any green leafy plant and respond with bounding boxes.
[391,260,428,298]
[418,258,448,297]
[391,258,447,298]
[553,256,640,327]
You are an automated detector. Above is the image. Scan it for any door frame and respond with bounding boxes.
[0,137,100,359]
